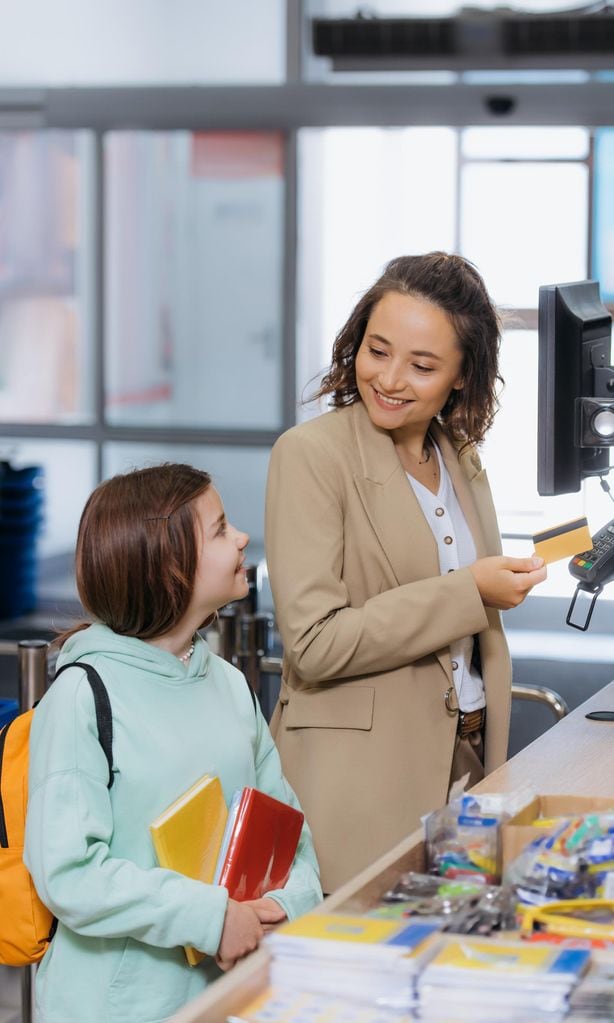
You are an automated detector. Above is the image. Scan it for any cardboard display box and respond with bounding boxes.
[501,794,614,871]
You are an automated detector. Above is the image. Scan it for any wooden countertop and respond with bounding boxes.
[472,680,614,799]
[171,680,614,1023]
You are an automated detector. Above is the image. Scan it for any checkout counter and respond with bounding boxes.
[169,679,614,1023]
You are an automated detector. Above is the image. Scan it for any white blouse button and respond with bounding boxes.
[444,535,454,545]
[435,507,445,517]
[451,660,459,670]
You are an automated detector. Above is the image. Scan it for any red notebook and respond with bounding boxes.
[215,788,304,901]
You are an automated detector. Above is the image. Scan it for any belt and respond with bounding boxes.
[457,707,485,739]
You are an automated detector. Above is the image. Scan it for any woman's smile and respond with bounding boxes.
[371,386,413,409]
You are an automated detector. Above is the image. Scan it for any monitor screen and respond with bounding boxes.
[538,280,613,497]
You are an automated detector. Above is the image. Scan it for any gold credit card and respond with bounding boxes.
[532,516,592,564]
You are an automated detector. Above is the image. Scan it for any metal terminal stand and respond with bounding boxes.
[566,583,603,631]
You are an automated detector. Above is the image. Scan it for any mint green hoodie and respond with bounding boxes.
[24,624,322,1023]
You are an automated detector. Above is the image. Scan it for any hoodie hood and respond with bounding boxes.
[57,623,211,684]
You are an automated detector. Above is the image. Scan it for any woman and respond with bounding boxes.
[265,252,545,893]
[24,464,321,1023]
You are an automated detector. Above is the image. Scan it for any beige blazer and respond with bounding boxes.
[266,402,511,892]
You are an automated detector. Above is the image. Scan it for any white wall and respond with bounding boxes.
[0,0,285,85]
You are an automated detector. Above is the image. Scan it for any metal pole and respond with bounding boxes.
[18,639,49,711]
[18,639,49,1023]
[21,966,35,1023]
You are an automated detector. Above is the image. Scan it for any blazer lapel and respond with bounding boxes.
[350,402,440,586]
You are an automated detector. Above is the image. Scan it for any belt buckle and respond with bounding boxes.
[457,708,483,739]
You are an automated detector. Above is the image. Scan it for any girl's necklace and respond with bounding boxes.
[178,641,195,664]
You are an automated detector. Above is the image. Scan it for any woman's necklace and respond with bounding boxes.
[178,641,195,665]
[406,438,439,482]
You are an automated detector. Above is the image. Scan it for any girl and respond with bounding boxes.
[24,463,322,1023]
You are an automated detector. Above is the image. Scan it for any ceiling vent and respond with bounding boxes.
[503,16,614,56]
[312,8,614,71]
[312,17,454,59]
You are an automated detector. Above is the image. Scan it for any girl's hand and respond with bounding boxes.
[215,899,264,971]
[244,897,287,931]
[469,555,547,610]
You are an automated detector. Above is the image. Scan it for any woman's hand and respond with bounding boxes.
[469,555,547,610]
[215,899,264,972]
[244,897,287,932]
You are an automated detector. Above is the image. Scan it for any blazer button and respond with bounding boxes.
[444,535,453,545]
[435,507,445,517]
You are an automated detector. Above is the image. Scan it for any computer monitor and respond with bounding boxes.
[537,280,613,497]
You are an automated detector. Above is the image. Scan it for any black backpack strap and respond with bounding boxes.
[54,661,114,789]
[244,674,257,716]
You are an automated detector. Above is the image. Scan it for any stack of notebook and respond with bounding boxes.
[266,912,441,1013]
[150,774,303,966]
[227,986,417,1022]
[417,935,591,1020]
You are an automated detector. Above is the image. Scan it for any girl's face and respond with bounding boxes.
[354,291,464,438]
[191,487,249,618]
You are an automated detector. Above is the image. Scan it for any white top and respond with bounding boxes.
[406,442,486,712]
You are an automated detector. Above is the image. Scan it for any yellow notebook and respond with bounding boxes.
[150,773,227,966]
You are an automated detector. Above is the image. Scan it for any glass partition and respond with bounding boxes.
[0,131,95,423]
[105,131,285,430]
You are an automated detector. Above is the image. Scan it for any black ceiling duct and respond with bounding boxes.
[503,16,614,55]
[312,8,614,70]
[313,17,454,59]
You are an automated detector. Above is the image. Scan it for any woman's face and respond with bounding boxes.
[354,291,464,437]
[190,487,250,618]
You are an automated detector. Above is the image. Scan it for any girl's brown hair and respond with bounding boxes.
[70,464,212,641]
[312,251,503,446]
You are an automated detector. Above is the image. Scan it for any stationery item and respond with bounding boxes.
[213,788,243,886]
[504,811,614,905]
[227,985,416,1022]
[215,787,304,901]
[418,935,591,1019]
[533,516,592,565]
[424,793,504,884]
[150,773,227,966]
[520,899,614,942]
[267,912,441,1011]
[375,871,517,935]
[569,954,614,1017]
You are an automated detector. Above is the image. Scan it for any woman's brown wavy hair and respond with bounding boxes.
[61,464,212,644]
[312,251,503,447]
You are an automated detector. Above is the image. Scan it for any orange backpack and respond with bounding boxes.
[0,662,113,966]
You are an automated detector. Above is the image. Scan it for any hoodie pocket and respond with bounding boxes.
[107,938,194,1023]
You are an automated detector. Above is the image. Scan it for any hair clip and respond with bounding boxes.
[144,515,171,521]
